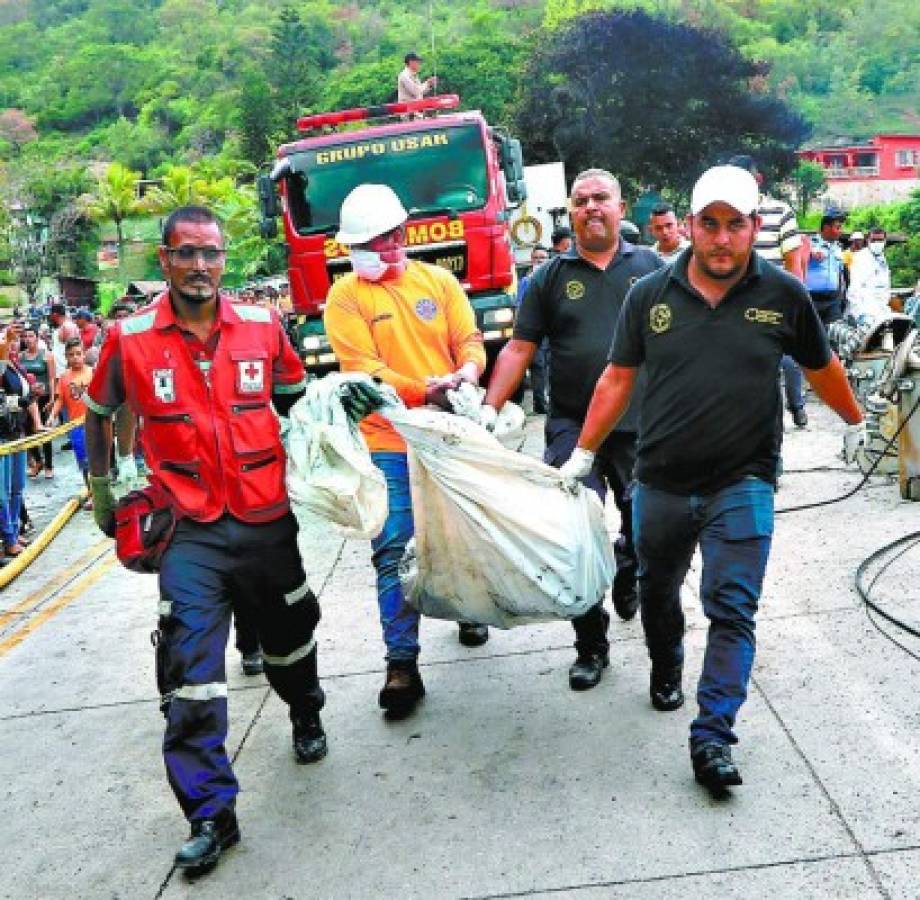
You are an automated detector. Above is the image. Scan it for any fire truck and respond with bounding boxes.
[257,95,527,373]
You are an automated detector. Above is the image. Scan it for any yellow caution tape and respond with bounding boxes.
[0,417,84,456]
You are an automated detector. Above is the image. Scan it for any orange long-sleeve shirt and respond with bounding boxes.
[324,260,486,452]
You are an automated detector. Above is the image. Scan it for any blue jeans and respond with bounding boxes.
[780,356,803,412]
[370,453,420,661]
[632,478,774,749]
[0,451,26,547]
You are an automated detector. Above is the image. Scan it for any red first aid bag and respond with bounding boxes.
[114,483,178,574]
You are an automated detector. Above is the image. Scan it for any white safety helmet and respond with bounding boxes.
[335,184,408,246]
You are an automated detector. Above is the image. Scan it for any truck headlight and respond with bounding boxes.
[484,308,515,326]
[302,336,322,351]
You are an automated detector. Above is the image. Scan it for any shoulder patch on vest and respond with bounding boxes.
[232,304,272,323]
[120,312,156,336]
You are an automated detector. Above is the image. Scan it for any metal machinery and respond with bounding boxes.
[877,325,920,500]
[831,314,920,497]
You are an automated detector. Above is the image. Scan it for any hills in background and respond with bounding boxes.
[0,0,918,178]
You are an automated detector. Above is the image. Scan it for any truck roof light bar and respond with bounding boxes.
[296,94,460,132]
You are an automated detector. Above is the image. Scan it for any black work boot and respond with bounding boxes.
[291,710,327,764]
[378,660,425,718]
[458,622,489,647]
[692,742,743,796]
[611,572,639,621]
[568,651,609,691]
[240,649,263,677]
[612,539,639,621]
[650,663,684,712]
[174,809,240,875]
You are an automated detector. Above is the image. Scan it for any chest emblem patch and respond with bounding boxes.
[744,307,783,326]
[415,298,438,321]
[238,359,265,393]
[650,303,672,334]
[153,369,176,403]
[565,280,586,300]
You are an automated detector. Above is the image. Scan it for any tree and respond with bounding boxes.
[789,160,827,216]
[235,67,275,167]
[0,109,37,157]
[85,163,143,250]
[143,165,236,214]
[515,10,810,195]
[269,6,332,127]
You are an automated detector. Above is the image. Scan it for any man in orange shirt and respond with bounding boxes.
[46,337,93,502]
[324,183,486,718]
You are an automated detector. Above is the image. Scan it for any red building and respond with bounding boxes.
[797,134,920,207]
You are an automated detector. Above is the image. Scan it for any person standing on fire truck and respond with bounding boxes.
[84,206,326,877]
[323,183,487,719]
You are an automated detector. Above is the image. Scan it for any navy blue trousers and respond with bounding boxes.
[632,478,773,749]
[157,512,323,822]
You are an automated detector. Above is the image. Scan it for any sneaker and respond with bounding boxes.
[791,407,808,428]
[692,742,742,795]
[378,660,425,718]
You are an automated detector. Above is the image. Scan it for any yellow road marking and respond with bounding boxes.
[0,556,118,659]
[0,537,111,629]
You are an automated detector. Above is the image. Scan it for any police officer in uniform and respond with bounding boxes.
[84,206,325,876]
[482,168,663,691]
[560,167,862,793]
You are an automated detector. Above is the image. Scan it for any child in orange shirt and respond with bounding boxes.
[47,338,94,504]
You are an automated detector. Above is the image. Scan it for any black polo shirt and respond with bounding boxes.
[514,240,663,431]
[610,248,832,494]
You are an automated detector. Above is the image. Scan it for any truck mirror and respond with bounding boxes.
[257,174,280,219]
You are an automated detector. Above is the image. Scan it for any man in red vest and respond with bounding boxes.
[84,206,325,877]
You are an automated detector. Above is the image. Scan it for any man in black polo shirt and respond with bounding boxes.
[561,165,863,794]
[482,168,662,691]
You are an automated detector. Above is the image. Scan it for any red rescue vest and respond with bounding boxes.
[119,295,290,524]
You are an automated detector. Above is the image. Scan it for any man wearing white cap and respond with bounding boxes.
[558,165,863,795]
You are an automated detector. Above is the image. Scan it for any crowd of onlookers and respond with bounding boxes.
[0,297,139,564]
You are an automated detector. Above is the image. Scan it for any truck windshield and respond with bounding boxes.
[285,123,488,235]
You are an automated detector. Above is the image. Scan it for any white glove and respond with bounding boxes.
[114,453,138,485]
[843,422,867,465]
[478,404,498,432]
[558,447,595,488]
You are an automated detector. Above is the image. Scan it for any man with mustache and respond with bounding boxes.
[84,206,326,876]
[483,169,663,691]
[559,166,862,794]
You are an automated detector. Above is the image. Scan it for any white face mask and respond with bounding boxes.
[349,248,407,282]
[350,249,389,282]
[869,240,886,255]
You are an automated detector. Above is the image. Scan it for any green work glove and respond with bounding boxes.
[339,380,387,423]
[90,475,117,537]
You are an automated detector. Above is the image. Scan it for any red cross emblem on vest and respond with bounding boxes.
[237,359,265,394]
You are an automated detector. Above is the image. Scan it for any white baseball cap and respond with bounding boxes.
[850,231,865,241]
[690,165,760,216]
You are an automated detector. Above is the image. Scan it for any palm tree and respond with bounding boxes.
[143,165,236,215]
[85,163,143,249]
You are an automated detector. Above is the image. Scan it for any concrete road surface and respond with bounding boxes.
[1,397,918,900]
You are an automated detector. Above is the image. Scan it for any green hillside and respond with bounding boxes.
[0,0,917,176]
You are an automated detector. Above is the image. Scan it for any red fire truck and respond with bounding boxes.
[257,95,527,373]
